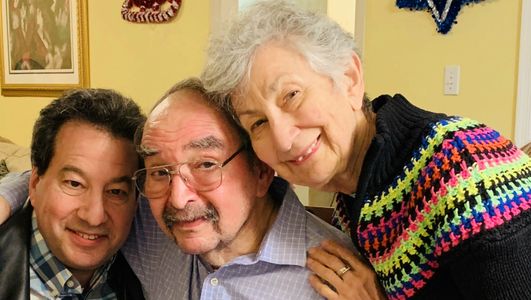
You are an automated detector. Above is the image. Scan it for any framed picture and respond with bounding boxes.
[0,0,89,97]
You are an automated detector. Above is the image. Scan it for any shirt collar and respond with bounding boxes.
[29,211,115,298]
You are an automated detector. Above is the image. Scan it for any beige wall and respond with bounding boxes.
[1,1,521,145]
[0,0,210,146]
[0,1,523,202]
[363,1,521,139]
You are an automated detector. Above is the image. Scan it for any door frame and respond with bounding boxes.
[210,0,365,56]
[515,0,531,147]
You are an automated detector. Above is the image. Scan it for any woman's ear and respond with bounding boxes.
[343,52,365,111]
[29,168,40,207]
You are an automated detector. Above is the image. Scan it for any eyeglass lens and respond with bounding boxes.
[133,146,244,198]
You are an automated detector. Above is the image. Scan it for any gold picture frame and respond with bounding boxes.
[0,0,89,97]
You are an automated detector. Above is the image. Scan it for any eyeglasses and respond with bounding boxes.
[132,146,245,199]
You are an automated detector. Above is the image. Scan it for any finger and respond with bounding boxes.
[307,256,346,288]
[308,274,338,300]
[321,239,368,270]
[308,246,349,276]
[310,273,370,300]
[317,241,387,300]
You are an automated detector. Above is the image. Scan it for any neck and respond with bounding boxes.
[324,110,376,194]
[71,269,96,289]
[201,195,279,268]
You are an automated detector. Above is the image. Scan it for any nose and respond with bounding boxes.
[269,114,300,152]
[77,191,108,226]
[167,176,197,210]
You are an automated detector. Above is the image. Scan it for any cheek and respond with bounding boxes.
[252,139,277,165]
[35,195,76,221]
[297,98,328,127]
[216,202,249,234]
[34,202,74,241]
[148,201,166,224]
[112,203,136,225]
[109,213,134,239]
[212,181,255,226]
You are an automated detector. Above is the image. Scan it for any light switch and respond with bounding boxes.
[444,65,460,95]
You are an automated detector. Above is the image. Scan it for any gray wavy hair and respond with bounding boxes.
[201,0,361,105]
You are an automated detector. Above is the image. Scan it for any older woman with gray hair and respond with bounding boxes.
[201,1,531,299]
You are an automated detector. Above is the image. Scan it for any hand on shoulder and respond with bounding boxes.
[307,240,387,300]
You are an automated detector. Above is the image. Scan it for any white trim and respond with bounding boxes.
[209,0,365,54]
[354,0,366,57]
[515,0,531,147]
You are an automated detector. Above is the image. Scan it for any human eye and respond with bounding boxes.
[108,188,128,196]
[65,180,83,189]
[284,90,300,101]
[191,160,218,172]
[282,89,302,106]
[105,184,132,204]
[250,118,268,132]
[148,168,170,180]
[60,177,86,195]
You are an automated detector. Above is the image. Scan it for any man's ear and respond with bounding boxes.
[254,161,275,198]
[28,167,40,207]
[343,52,365,111]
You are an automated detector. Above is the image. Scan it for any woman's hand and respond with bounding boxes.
[307,240,387,300]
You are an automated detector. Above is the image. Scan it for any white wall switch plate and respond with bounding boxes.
[444,65,460,95]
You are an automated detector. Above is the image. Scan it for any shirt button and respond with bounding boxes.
[210,277,219,286]
[66,280,75,288]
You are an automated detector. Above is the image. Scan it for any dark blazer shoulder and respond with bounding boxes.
[0,202,32,300]
[108,250,145,300]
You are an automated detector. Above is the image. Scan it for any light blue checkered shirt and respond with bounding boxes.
[123,177,354,300]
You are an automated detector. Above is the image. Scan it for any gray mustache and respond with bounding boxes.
[163,205,219,230]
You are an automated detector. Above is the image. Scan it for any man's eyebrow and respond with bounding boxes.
[61,166,133,184]
[137,144,159,158]
[183,135,224,151]
[61,165,84,175]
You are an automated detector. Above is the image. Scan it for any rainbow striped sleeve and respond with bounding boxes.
[357,117,531,299]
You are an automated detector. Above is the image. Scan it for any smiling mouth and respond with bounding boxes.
[72,230,102,240]
[290,135,321,163]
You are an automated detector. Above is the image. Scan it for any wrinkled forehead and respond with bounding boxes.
[230,41,306,111]
[140,93,239,157]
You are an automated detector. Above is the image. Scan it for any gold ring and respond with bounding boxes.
[336,265,351,277]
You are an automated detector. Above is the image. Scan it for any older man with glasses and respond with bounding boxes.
[0,78,357,300]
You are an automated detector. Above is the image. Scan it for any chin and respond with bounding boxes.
[64,255,107,271]
[289,175,328,190]
[176,239,215,255]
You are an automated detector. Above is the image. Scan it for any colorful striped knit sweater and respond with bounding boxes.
[334,94,531,300]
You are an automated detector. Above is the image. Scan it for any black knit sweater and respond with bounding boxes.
[334,94,531,299]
